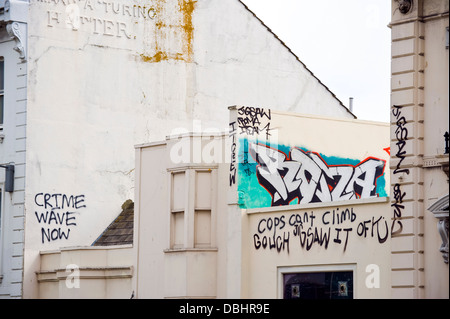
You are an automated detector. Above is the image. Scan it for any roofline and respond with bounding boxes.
[237,0,357,119]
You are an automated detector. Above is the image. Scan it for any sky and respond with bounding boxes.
[240,0,392,123]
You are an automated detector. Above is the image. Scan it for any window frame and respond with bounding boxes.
[169,170,187,249]
[277,264,357,299]
[446,26,449,49]
[0,56,4,130]
[0,186,3,282]
[167,166,217,250]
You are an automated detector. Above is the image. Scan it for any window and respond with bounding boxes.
[0,187,3,281]
[170,171,186,249]
[279,265,355,299]
[194,171,212,248]
[0,57,4,129]
[168,168,215,250]
[283,271,353,299]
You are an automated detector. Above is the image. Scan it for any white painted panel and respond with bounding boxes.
[172,172,185,212]
[195,171,211,209]
[194,210,211,247]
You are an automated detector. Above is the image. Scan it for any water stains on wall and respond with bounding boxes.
[35,0,196,62]
[140,0,197,63]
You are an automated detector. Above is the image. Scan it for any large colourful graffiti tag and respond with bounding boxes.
[238,142,387,209]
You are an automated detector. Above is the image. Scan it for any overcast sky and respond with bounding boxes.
[240,0,392,123]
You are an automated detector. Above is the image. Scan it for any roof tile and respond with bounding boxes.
[92,200,134,246]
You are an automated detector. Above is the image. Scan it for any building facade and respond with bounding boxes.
[388,0,448,299]
[133,107,391,299]
[0,0,28,298]
[2,0,447,300]
[1,0,354,298]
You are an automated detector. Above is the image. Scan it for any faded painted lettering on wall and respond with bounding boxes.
[36,0,198,62]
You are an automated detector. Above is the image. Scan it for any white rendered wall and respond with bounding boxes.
[23,0,354,298]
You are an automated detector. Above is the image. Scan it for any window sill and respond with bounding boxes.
[244,196,389,215]
[163,247,218,254]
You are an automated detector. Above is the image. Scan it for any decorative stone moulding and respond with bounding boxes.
[428,194,449,264]
[3,0,28,61]
[396,0,413,14]
[6,21,26,61]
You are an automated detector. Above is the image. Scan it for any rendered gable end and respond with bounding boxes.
[192,0,355,124]
[24,0,356,298]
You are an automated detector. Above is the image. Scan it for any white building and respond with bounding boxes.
[132,107,391,299]
[1,0,354,298]
[0,0,28,298]
[388,0,448,299]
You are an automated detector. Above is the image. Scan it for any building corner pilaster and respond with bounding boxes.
[389,0,426,299]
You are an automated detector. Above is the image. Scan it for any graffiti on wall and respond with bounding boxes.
[391,105,409,236]
[237,106,272,139]
[232,106,388,209]
[229,121,238,186]
[34,193,87,244]
[253,207,389,253]
[230,106,272,186]
[250,143,386,206]
[238,142,387,209]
